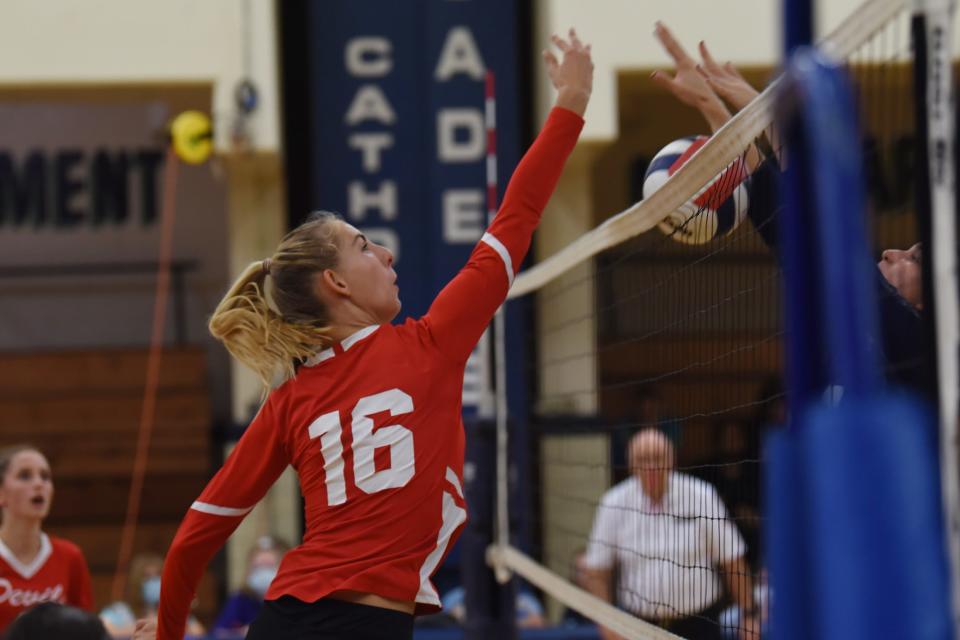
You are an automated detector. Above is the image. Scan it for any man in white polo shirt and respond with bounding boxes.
[583,429,758,640]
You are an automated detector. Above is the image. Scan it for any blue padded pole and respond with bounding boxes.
[779,92,821,419]
[796,50,883,396]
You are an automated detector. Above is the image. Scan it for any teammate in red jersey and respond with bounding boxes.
[0,445,94,632]
[137,30,592,640]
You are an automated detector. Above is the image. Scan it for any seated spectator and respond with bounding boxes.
[100,552,205,639]
[211,535,288,638]
[440,582,546,628]
[6,602,109,640]
[583,429,758,640]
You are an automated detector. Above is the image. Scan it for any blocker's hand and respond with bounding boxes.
[543,28,593,117]
[131,617,157,640]
[651,21,731,132]
[695,41,760,113]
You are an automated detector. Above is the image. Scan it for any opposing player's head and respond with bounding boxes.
[629,429,674,502]
[209,211,399,389]
[878,242,923,309]
[0,444,53,524]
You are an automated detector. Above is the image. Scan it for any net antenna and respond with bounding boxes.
[913,0,960,629]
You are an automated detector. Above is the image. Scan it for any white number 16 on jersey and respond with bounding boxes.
[307,388,415,506]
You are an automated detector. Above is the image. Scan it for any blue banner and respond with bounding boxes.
[303,0,524,416]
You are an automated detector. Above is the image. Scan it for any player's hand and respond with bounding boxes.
[695,40,760,112]
[131,617,157,640]
[651,21,731,132]
[543,28,593,116]
[695,39,775,171]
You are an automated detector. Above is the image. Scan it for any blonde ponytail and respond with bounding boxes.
[209,212,342,390]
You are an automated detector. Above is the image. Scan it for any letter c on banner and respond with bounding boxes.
[346,37,393,77]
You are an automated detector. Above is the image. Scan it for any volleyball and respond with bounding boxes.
[643,135,751,245]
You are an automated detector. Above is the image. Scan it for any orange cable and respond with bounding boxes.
[111,146,180,602]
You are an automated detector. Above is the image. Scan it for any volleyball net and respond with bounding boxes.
[486,0,958,637]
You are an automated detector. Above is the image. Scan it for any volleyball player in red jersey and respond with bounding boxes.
[137,31,592,640]
[0,445,93,632]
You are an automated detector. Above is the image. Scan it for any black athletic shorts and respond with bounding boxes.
[245,595,415,640]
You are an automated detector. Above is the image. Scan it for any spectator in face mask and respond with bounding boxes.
[100,553,205,639]
[211,536,288,638]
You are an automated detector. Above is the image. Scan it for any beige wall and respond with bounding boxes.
[0,0,281,152]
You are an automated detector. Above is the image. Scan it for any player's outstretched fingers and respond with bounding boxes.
[551,33,570,53]
[697,61,759,111]
[698,41,725,75]
[569,27,583,51]
[654,21,694,67]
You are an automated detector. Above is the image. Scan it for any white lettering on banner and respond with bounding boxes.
[349,133,394,172]
[437,109,485,162]
[0,578,64,608]
[443,190,484,243]
[348,180,398,221]
[338,26,498,417]
[432,26,492,412]
[345,85,397,126]
[344,36,401,262]
[435,27,486,81]
[345,37,393,77]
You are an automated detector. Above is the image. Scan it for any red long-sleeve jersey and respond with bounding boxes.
[157,107,583,640]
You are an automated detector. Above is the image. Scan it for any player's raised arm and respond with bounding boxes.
[421,29,593,362]
[156,399,289,640]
